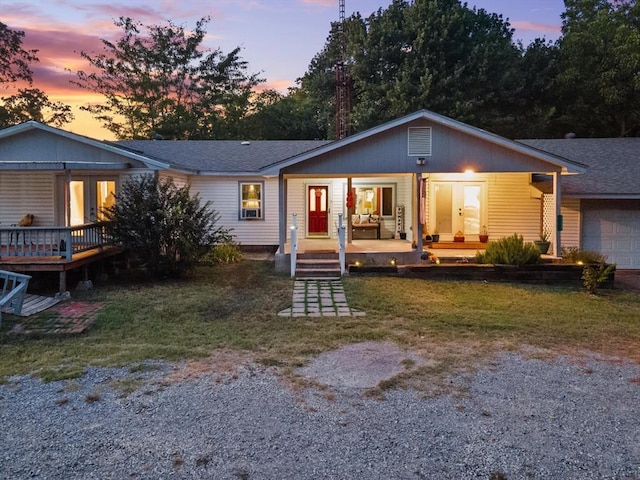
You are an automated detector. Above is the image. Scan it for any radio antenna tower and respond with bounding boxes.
[335,0,351,140]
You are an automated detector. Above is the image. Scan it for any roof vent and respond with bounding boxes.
[153,133,163,140]
[241,141,251,145]
[564,132,576,139]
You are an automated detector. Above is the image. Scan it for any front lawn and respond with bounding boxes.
[1,260,638,382]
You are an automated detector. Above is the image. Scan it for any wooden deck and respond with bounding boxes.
[0,246,123,293]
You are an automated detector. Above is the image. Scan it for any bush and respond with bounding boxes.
[475,234,541,266]
[582,262,616,295]
[561,246,607,264]
[201,242,244,265]
[103,174,231,278]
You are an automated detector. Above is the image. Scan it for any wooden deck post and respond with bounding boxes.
[59,271,67,294]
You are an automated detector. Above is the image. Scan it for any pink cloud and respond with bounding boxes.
[299,0,334,7]
[511,20,561,36]
[256,79,295,94]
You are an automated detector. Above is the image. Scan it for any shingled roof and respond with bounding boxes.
[113,140,330,174]
[518,138,640,198]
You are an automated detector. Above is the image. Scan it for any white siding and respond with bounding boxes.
[560,198,581,249]
[396,176,414,241]
[487,173,541,242]
[0,171,55,226]
[190,176,279,246]
[160,172,188,187]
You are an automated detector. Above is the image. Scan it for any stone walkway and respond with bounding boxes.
[277,279,365,318]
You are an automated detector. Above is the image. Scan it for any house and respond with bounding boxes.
[1,110,638,292]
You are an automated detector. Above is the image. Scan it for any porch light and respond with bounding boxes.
[416,157,426,166]
[464,169,475,178]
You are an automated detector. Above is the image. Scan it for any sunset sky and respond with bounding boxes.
[2,0,565,139]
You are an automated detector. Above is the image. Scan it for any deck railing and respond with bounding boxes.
[0,222,110,260]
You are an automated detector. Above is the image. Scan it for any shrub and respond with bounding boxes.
[103,174,231,278]
[561,246,607,264]
[201,242,244,265]
[582,262,616,295]
[475,234,541,266]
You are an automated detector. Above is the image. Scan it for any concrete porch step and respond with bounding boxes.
[295,255,341,279]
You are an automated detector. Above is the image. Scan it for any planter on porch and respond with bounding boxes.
[534,241,551,254]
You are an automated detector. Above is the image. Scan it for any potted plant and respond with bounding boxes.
[479,225,489,243]
[432,223,440,243]
[453,230,465,242]
[534,230,551,254]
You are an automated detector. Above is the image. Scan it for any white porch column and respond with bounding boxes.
[552,171,562,257]
[416,173,423,252]
[347,176,353,243]
[65,169,71,227]
[278,172,287,253]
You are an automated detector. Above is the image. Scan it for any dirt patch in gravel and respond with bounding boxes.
[163,349,257,384]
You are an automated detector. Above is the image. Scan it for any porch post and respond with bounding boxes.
[278,172,287,253]
[552,172,562,257]
[416,173,423,252]
[347,176,353,243]
[65,169,71,227]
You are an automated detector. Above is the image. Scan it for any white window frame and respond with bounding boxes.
[239,181,264,220]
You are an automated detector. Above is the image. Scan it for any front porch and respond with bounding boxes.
[282,237,483,266]
[0,223,121,293]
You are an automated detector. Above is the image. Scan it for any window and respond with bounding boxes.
[239,182,263,220]
[352,185,394,217]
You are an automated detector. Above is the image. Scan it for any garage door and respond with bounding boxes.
[582,200,640,269]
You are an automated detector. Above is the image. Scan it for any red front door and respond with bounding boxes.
[308,185,329,236]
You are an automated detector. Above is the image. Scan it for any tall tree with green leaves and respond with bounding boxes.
[0,22,73,129]
[241,88,326,139]
[295,0,523,138]
[513,38,561,138]
[73,17,263,140]
[558,0,640,137]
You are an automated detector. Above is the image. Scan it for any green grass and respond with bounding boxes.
[1,260,639,382]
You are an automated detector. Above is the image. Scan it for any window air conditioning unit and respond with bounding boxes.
[243,208,259,218]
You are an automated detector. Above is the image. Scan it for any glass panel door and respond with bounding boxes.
[462,185,481,235]
[431,182,485,239]
[69,180,85,226]
[434,183,453,234]
[59,176,117,226]
[95,180,116,220]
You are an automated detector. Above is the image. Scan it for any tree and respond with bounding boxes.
[103,174,230,278]
[0,22,38,85]
[0,22,73,129]
[293,0,524,138]
[240,87,326,139]
[0,88,73,127]
[512,39,562,138]
[557,0,640,137]
[73,17,263,140]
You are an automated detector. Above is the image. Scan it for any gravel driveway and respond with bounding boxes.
[1,348,639,479]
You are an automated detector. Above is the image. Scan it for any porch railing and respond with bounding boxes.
[0,222,110,260]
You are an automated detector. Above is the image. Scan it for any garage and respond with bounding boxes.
[582,200,640,269]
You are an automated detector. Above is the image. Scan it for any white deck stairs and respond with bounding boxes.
[295,252,341,280]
